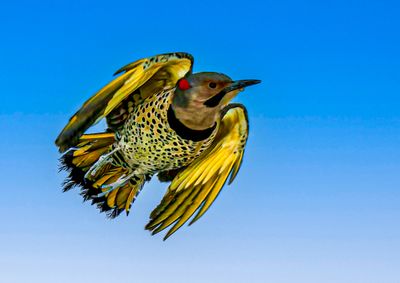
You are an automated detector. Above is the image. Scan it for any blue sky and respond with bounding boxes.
[0,0,399,282]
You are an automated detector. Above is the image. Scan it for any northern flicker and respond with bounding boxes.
[56,52,260,239]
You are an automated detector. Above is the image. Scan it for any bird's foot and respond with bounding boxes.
[100,171,137,194]
[84,146,120,179]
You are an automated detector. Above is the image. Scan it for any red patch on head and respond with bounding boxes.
[178,78,191,90]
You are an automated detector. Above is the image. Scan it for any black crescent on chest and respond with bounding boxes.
[167,106,216,142]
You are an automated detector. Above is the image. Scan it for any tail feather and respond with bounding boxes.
[59,132,144,218]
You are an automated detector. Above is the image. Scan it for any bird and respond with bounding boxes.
[56,52,260,240]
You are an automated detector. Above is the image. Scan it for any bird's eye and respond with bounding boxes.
[209,82,217,89]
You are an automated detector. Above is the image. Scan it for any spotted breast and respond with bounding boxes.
[116,87,217,175]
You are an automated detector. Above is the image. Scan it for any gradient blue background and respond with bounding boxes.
[1,0,399,282]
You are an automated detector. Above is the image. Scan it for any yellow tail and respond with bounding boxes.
[60,132,144,217]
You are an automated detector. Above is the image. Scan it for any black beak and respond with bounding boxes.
[224,79,261,93]
[204,79,261,107]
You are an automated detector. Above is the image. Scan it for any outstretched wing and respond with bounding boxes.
[55,52,194,152]
[146,104,249,240]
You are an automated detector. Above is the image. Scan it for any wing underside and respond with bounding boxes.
[146,104,249,240]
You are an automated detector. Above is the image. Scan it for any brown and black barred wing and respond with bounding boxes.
[146,104,249,240]
[55,52,193,152]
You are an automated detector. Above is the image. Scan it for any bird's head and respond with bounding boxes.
[172,72,260,130]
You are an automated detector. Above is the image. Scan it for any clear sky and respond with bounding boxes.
[0,0,399,282]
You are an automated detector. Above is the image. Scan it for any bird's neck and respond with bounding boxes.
[167,105,217,142]
[170,103,218,131]
[171,88,219,131]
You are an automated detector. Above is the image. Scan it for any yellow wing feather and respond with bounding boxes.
[146,105,249,240]
[55,52,193,152]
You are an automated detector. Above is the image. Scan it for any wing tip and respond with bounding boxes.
[55,137,69,153]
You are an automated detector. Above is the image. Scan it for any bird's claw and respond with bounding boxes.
[84,147,119,179]
[100,171,136,194]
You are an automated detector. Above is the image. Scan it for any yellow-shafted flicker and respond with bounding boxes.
[56,52,260,240]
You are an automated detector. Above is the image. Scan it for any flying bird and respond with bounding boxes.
[56,52,260,240]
